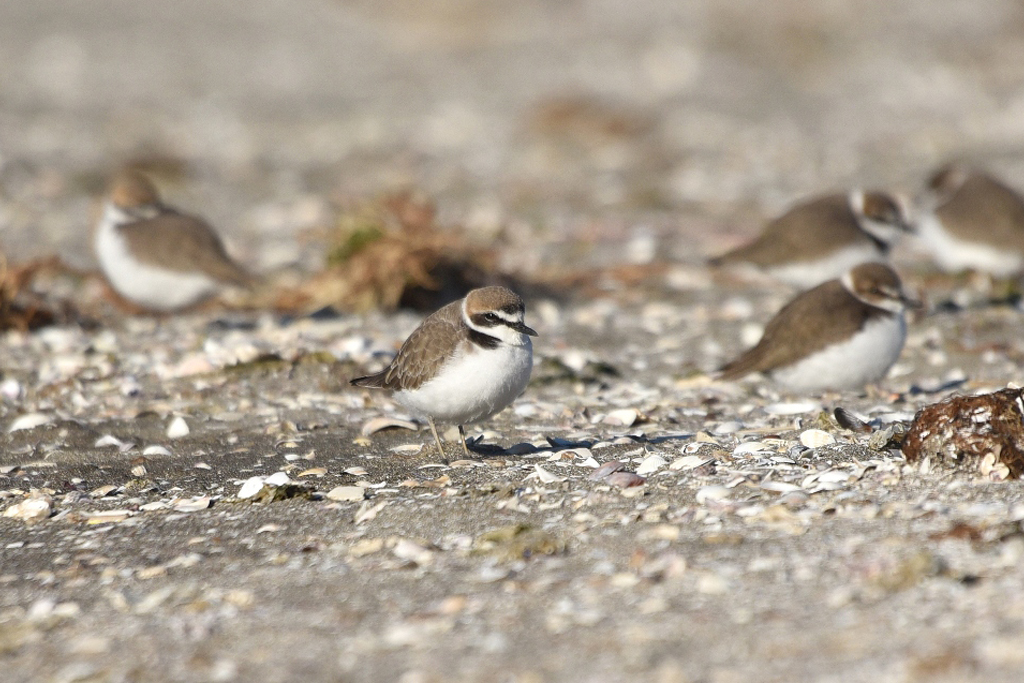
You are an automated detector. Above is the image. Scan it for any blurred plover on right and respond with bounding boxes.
[710,190,911,289]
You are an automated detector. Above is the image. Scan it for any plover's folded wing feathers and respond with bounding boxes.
[351,300,463,391]
[719,279,875,379]
[940,174,1024,252]
[119,211,256,287]
[711,194,857,266]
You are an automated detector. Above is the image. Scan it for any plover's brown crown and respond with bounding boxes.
[109,170,161,210]
[710,191,907,267]
[351,286,534,392]
[720,263,909,380]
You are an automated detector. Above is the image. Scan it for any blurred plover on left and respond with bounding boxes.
[351,286,537,458]
[94,169,255,312]
[719,262,914,393]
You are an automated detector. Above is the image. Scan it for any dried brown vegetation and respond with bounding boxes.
[274,191,505,313]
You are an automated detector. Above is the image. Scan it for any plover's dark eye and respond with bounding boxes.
[483,313,499,323]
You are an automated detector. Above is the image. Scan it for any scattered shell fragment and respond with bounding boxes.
[297,467,327,477]
[696,486,731,504]
[764,402,819,416]
[799,429,836,448]
[265,471,292,487]
[142,445,172,456]
[361,416,419,437]
[95,434,131,449]
[602,408,640,427]
[635,455,667,475]
[172,497,212,512]
[606,472,645,488]
[588,460,626,481]
[392,539,435,566]
[390,444,424,454]
[166,416,190,439]
[344,466,369,476]
[237,476,266,499]
[3,495,52,521]
[670,455,714,471]
[9,413,53,432]
[327,486,366,502]
[531,465,567,484]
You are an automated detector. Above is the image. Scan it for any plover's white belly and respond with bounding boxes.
[915,212,1023,276]
[95,222,219,311]
[771,314,906,392]
[768,243,885,289]
[394,341,533,424]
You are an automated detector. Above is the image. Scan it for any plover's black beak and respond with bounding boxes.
[514,321,538,336]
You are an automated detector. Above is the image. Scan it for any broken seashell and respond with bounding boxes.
[531,465,567,484]
[166,416,190,439]
[9,413,53,433]
[361,416,419,437]
[799,429,836,448]
[264,471,292,487]
[237,476,266,499]
[602,408,640,427]
[635,455,667,475]
[606,472,646,488]
[588,460,626,481]
[3,495,52,521]
[670,455,715,471]
[327,486,366,502]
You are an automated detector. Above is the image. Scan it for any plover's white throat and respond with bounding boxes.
[94,170,255,312]
[913,163,1024,276]
[710,191,910,288]
[351,286,537,458]
[719,263,913,393]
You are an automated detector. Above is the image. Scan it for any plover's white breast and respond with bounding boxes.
[393,339,533,424]
[767,243,885,289]
[915,211,1023,276]
[771,313,906,392]
[95,207,220,311]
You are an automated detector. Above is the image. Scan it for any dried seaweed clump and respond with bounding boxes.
[277,191,499,313]
[902,388,1024,479]
[0,252,62,332]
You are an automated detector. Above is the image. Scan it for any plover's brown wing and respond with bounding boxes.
[350,300,463,391]
[937,174,1024,252]
[118,211,256,287]
[719,280,880,380]
[710,194,859,267]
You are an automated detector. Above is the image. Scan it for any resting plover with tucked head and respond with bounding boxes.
[351,286,537,458]
[710,191,911,288]
[94,169,255,312]
[719,263,914,393]
[913,163,1024,276]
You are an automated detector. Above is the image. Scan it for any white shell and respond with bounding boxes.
[264,471,292,487]
[237,476,266,499]
[166,416,190,439]
[601,408,640,427]
[361,416,419,436]
[3,496,52,521]
[327,486,366,502]
[799,429,836,448]
[635,455,667,475]
[9,413,52,432]
[670,455,714,471]
[696,486,731,504]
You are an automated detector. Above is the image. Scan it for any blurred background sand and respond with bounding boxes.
[2,0,1024,272]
